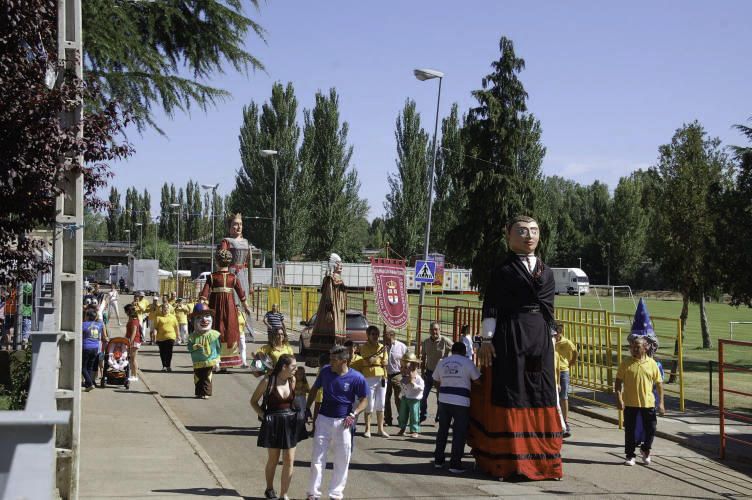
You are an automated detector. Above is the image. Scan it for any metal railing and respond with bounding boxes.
[0,332,71,499]
[718,339,752,460]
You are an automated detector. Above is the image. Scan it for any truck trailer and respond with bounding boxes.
[551,267,590,295]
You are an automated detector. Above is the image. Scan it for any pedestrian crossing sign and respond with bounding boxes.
[414,260,436,283]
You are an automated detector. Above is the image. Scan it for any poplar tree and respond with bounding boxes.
[300,89,368,260]
[107,187,122,241]
[384,99,430,259]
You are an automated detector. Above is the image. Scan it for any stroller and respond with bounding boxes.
[101,337,131,389]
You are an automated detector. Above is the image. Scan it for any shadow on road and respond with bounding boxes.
[152,487,240,497]
[185,425,259,437]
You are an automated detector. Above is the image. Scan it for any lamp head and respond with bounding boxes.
[414,68,444,81]
[260,149,278,157]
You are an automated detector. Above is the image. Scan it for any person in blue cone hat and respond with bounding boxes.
[616,298,665,466]
[627,299,665,448]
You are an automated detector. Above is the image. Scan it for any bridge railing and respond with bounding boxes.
[0,332,72,499]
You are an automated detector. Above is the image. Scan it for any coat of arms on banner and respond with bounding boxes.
[370,258,408,329]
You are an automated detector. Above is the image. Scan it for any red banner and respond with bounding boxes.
[371,258,408,329]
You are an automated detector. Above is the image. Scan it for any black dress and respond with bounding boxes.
[467,253,563,480]
[257,378,306,449]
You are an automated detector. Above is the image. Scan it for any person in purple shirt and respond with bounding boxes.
[82,306,104,391]
[304,345,367,500]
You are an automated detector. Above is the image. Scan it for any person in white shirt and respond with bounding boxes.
[433,342,481,474]
[108,284,121,326]
[397,352,424,437]
[383,327,407,426]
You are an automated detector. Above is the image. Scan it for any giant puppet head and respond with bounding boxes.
[190,303,215,333]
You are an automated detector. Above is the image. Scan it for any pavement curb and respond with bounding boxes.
[138,369,243,498]
[570,405,751,465]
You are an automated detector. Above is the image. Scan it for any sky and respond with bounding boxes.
[112,1,752,220]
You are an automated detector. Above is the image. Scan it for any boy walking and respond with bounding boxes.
[615,336,665,466]
[554,322,577,437]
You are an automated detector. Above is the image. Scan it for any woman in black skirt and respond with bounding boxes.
[250,354,305,500]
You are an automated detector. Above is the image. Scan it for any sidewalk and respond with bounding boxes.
[569,388,752,464]
[79,331,241,499]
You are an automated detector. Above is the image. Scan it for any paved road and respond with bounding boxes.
[118,324,751,500]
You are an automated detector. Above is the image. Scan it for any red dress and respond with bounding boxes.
[200,271,246,368]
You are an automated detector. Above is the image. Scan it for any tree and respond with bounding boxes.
[605,174,650,284]
[650,121,733,348]
[431,103,466,260]
[446,36,545,290]
[718,118,752,306]
[300,89,368,260]
[83,0,266,132]
[232,82,306,260]
[384,99,430,259]
[141,238,177,272]
[106,188,123,241]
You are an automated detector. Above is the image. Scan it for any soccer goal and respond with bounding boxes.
[590,285,636,324]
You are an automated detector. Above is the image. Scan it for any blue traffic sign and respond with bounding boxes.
[414,260,436,283]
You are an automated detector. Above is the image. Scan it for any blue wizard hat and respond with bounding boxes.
[189,302,215,319]
[629,298,659,355]
[630,298,655,336]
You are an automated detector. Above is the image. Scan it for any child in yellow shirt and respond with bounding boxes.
[615,336,665,466]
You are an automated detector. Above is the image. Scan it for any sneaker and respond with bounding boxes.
[264,487,277,499]
[377,430,390,438]
[409,432,420,438]
[84,385,95,392]
[641,450,652,465]
[166,367,172,372]
[624,457,636,466]
[363,431,371,439]
[434,460,444,469]
[449,466,466,474]
[161,367,167,372]
[563,429,571,438]
[396,428,406,436]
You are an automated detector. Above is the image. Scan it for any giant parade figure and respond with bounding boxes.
[305,253,347,367]
[219,212,253,366]
[470,215,563,481]
[200,248,251,370]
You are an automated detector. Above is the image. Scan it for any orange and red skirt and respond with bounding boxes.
[468,367,563,480]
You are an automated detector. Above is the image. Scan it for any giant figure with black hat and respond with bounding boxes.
[472,215,563,480]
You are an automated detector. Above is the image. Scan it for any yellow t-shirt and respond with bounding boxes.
[556,337,577,372]
[350,353,364,373]
[616,357,661,408]
[154,314,178,342]
[174,303,190,325]
[135,298,150,321]
[257,343,294,365]
[359,342,388,378]
[147,303,160,323]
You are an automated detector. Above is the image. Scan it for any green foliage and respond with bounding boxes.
[6,345,32,410]
[605,174,650,284]
[84,209,108,241]
[300,89,369,260]
[232,82,306,259]
[141,238,177,271]
[384,99,430,259]
[83,0,266,132]
[447,36,546,291]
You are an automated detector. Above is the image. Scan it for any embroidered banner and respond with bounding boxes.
[371,258,408,329]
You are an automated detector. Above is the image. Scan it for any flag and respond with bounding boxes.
[371,258,408,329]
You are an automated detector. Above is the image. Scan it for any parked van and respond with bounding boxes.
[551,267,589,295]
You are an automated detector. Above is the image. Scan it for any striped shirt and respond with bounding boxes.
[264,311,285,330]
[433,354,481,407]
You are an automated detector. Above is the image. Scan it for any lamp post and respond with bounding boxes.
[201,183,220,272]
[135,222,143,259]
[125,229,131,255]
[260,149,279,287]
[414,67,444,311]
[153,216,160,260]
[577,257,582,308]
[170,203,181,294]
[606,243,611,287]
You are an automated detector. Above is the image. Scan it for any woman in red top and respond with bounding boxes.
[124,304,142,381]
[200,249,251,369]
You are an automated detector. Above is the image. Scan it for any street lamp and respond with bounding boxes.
[170,203,182,293]
[578,257,583,309]
[260,149,279,287]
[153,216,160,260]
[125,229,131,255]
[414,67,444,311]
[135,222,143,259]
[201,183,220,272]
[606,243,611,287]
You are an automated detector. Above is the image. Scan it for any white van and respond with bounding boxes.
[551,268,589,295]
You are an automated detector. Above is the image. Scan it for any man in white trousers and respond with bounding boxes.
[305,345,367,500]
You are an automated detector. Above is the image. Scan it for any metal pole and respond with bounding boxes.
[607,243,611,286]
[210,189,216,272]
[272,159,278,288]
[418,76,442,310]
[577,257,582,309]
[154,217,159,259]
[139,224,143,259]
[176,206,181,293]
[708,360,713,407]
